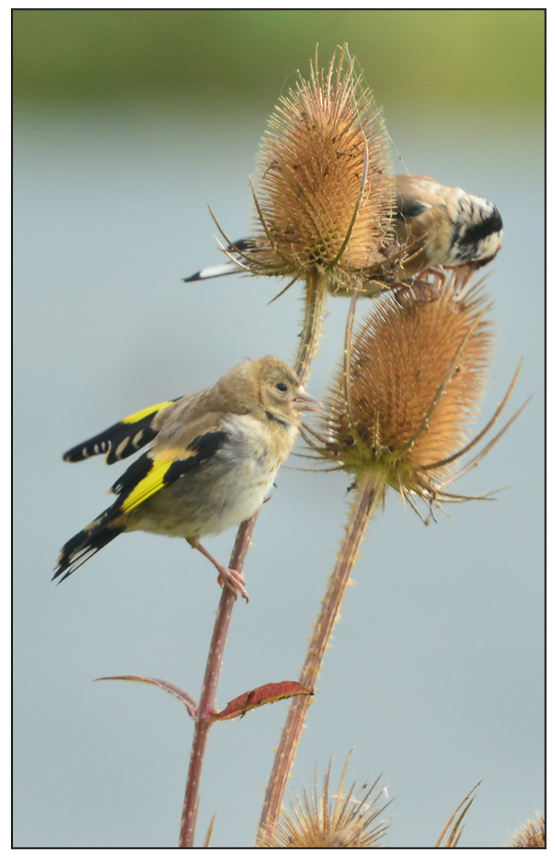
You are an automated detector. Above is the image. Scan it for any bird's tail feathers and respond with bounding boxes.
[53,512,124,582]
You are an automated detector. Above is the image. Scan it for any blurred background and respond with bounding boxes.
[13,9,544,848]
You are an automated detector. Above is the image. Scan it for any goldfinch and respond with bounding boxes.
[184,174,503,290]
[55,356,318,600]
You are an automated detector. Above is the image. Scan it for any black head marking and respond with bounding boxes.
[460,206,503,245]
[395,200,429,221]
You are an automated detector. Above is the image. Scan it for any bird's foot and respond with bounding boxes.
[189,538,249,602]
[217,566,249,602]
[394,272,443,306]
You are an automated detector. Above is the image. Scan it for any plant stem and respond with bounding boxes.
[257,471,384,841]
[294,271,328,382]
[178,271,328,846]
[178,513,259,847]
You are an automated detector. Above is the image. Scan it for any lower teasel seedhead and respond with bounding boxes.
[303,269,525,517]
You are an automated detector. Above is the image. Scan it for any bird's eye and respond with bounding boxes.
[275,382,288,392]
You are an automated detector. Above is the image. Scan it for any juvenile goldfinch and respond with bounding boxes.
[55,357,318,600]
[184,174,503,291]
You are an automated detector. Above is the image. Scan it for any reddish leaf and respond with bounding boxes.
[96,675,198,720]
[213,681,312,722]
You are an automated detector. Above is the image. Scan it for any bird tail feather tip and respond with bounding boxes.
[53,520,123,582]
[183,261,243,282]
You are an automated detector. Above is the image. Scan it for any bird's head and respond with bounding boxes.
[255,356,320,424]
[450,197,504,269]
[217,356,319,424]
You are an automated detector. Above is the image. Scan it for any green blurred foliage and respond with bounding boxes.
[14,9,544,111]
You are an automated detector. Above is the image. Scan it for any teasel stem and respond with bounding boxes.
[178,513,259,847]
[294,270,329,383]
[178,268,328,844]
[258,471,385,839]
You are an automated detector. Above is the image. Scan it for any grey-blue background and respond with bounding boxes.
[14,12,544,849]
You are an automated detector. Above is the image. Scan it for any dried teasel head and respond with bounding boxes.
[219,44,395,293]
[506,812,545,848]
[257,755,392,848]
[304,271,526,516]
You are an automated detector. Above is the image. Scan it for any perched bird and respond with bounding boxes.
[55,357,318,600]
[184,174,503,292]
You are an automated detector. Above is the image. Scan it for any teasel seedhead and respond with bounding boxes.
[304,271,526,516]
[506,813,545,848]
[257,755,392,848]
[217,44,396,294]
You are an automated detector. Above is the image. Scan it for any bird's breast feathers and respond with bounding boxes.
[125,412,297,539]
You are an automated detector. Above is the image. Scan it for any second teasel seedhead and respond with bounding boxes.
[234,45,396,291]
[306,271,524,514]
[257,757,392,848]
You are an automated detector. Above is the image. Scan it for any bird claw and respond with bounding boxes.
[189,538,250,602]
[217,567,249,602]
[394,273,442,307]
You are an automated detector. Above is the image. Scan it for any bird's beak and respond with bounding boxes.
[294,387,321,412]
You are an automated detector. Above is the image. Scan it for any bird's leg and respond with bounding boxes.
[393,267,444,306]
[451,263,475,294]
[411,278,441,303]
[188,538,249,601]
